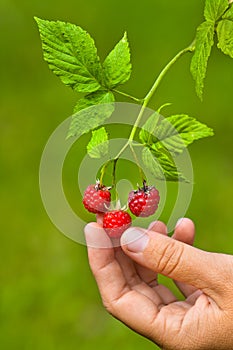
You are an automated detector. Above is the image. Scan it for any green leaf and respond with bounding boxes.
[155,114,214,155]
[139,112,160,145]
[73,90,114,113]
[103,32,132,89]
[222,4,233,20]
[140,114,213,156]
[204,0,229,22]
[142,147,186,182]
[217,19,233,58]
[190,21,215,100]
[87,127,109,158]
[67,90,114,138]
[35,17,102,93]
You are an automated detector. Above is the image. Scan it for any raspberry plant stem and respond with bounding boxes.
[128,41,195,143]
[113,89,143,103]
[129,143,146,181]
[101,41,195,185]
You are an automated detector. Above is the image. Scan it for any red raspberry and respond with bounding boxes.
[128,181,160,217]
[83,181,111,214]
[103,210,132,238]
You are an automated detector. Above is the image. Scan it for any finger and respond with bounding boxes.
[172,218,197,297]
[148,221,167,235]
[84,223,166,339]
[85,223,131,303]
[134,221,167,284]
[172,218,195,245]
[114,249,166,305]
[147,220,195,298]
[120,226,228,307]
[96,214,104,226]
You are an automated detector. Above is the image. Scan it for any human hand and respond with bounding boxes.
[84,218,233,350]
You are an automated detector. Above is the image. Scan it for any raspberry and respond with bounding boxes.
[128,181,160,217]
[103,210,132,238]
[83,181,111,214]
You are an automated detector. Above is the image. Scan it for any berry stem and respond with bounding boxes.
[129,142,146,182]
[99,159,112,185]
[112,158,118,189]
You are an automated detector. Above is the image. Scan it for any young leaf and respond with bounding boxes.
[204,0,229,22]
[142,147,186,182]
[190,21,215,99]
[139,112,160,145]
[67,90,114,138]
[217,20,233,58]
[103,32,131,89]
[87,127,109,158]
[35,17,102,93]
[154,114,214,155]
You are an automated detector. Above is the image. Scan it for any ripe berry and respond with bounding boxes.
[83,181,111,214]
[103,210,132,238]
[128,181,160,217]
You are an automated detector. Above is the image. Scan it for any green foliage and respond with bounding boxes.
[217,19,233,58]
[139,112,160,145]
[190,21,215,100]
[103,32,131,89]
[34,17,102,93]
[204,0,229,22]
[87,127,109,158]
[157,114,214,155]
[139,113,213,181]
[223,4,233,19]
[73,90,114,113]
[35,9,219,183]
[190,0,233,99]
[67,91,114,138]
[142,147,186,182]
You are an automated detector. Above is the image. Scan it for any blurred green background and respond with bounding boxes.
[1,0,233,349]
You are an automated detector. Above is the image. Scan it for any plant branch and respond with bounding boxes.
[144,42,195,106]
[100,41,196,183]
[113,89,143,103]
[127,41,196,143]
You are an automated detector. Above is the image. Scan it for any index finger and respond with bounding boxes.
[84,223,163,338]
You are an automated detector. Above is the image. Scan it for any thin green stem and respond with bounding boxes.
[129,143,146,182]
[127,41,195,143]
[99,159,112,185]
[114,140,130,160]
[113,89,143,103]
[100,41,195,184]
[144,42,195,105]
[112,158,118,188]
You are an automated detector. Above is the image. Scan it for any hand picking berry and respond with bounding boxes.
[103,210,132,238]
[128,181,160,217]
[83,180,111,214]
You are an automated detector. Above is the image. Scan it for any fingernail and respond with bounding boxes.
[121,228,149,253]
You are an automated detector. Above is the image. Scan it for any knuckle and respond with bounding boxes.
[156,239,184,276]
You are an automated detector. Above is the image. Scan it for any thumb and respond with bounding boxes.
[121,226,227,303]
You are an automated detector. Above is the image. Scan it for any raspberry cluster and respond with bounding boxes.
[83,180,160,238]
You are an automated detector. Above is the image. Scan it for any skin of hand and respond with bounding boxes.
[84,218,233,350]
